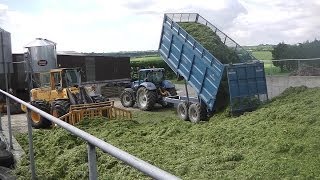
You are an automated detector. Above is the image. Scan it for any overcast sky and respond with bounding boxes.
[0,0,319,53]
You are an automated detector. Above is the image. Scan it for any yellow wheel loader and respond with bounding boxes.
[23,68,131,128]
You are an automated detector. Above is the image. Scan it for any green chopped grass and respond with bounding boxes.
[15,86,320,179]
[179,22,240,64]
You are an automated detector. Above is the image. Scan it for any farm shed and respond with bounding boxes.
[10,53,131,100]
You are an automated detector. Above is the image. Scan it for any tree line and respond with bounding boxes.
[272,39,320,72]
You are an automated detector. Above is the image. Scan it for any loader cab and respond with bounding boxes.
[50,68,81,90]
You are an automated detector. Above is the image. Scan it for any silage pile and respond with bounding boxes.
[178,22,240,64]
[15,86,320,179]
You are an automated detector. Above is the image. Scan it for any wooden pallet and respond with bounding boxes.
[59,101,132,125]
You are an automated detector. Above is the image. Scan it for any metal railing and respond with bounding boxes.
[0,89,180,180]
[165,13,256,62]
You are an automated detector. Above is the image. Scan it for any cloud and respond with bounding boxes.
[124,0,156,10]
[228,0,320,45]
[0,0,319,53]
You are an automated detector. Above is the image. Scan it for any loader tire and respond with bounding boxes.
[161,88,177,108]
[120,90,135,107]
[188,103,207,123]
[0,150,14,168]
[136,87,157,111]
[52,100,70,118]
[28,100,51,129]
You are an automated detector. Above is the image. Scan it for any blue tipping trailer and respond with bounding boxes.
[159,14,225,111]
[226,62,268,114]
[159,13,268,121]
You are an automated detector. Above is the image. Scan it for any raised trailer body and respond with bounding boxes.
[159,13,268,121]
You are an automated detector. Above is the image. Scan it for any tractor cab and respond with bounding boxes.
[132,68,165,90]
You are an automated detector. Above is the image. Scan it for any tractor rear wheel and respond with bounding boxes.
[120,90,135,107]
[28,100,51,129]
[52,100,70,118]
[188,103,207,123]
[136,87,157,111]
[177,101,189,121]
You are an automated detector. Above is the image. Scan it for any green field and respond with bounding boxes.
[131,50,273,62]
[131,55,162,62]
[130,51,288,76]
[15,87,320,179]
[252,51,273,60]
[262,60,281,75]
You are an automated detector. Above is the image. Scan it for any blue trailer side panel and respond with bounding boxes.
[227,62,268,114]
[159,15,224,110]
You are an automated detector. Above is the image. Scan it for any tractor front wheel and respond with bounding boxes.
[28,100,51,129]
[136,87,157,111]
[120,90,135,107]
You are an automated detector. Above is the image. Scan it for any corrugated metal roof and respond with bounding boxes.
[24,38,56,47]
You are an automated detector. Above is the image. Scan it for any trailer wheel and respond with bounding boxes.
[120,90,135,107]
[177,101,189,121]
[136,87,156,111]
[28,100,51,129]
[188,103,207,123]
[52,100,70,118]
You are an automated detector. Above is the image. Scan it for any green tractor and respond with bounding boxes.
[120,68,177,110]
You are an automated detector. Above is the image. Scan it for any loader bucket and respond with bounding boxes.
[59,101,132,125]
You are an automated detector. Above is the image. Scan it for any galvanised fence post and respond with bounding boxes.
[6,96,13,149]
[87,143,98,180]
[27,113,37,180]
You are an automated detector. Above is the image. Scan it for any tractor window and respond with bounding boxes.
[147,71,164,83]
[139,71,147,82]
[153,71,164,83]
